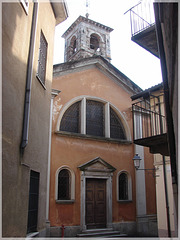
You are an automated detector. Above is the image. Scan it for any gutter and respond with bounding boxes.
[20,2,39,154]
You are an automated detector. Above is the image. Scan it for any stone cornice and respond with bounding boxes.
[62,15,113,38]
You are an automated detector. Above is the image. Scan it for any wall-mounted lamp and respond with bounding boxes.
[133,154,158,177]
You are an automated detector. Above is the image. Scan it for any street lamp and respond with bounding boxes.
[132,153,158,177]
[132,153,141,169]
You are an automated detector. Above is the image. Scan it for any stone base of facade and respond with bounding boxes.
[112,221,137,236]
[136,214,158,237]
[47,216,157,238]
[49,225,81,237]
[49,222,136,237]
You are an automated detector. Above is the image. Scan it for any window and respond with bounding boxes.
[90,34,100,51]
[59,97,128,141]
[86,100,104,137]
[60,101,81,133]
[37,31,48,86]
[56,167,75,203]
[27,170,40,234]
[119,173,128,200]
[58,169,70,200]
[117,171,132,201]
[110,107,126,139]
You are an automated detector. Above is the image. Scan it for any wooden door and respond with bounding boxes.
[86,178,106,229]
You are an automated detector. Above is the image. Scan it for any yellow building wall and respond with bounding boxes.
[2,2,59,237]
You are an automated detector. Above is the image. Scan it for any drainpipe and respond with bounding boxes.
[20,1,39,154]
[162,156,171,237]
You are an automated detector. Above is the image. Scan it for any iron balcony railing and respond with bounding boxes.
[127,0,155,37]
[132,94,167,141]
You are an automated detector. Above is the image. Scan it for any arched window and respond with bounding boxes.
[59,97,129,141]
[90,34,100,51]
[117,171,132,201]
[60,101,81,133]
[58,169,70,200]
[119,173,128,200]
[56,167,75,203]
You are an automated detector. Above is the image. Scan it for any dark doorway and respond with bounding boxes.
[27,170,40,234]
[86,178,106,229]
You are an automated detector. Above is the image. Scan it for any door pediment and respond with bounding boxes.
[78,157,116,172]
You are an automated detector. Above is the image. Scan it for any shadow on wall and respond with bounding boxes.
[2,2,52,237]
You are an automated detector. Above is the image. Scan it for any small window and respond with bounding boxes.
[58,169,70,200]
[60,101,81,133]
[86,100,104,137]
[119,173,128,200]
[110,107,126,139]
[90,34,100,51]
[37,31,48,87]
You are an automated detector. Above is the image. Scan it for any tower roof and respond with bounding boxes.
[62,15,113,38]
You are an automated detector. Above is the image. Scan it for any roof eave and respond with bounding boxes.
[51,0,69,26]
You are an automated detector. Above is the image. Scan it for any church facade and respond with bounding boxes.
[49,16,158,237]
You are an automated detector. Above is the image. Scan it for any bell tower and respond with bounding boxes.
[62,15,113,62]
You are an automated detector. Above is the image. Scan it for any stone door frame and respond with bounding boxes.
[80,170,114,231]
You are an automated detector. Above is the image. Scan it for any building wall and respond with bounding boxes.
[154,155,175,237]
[49,66,157,236]
[2,2,58,237]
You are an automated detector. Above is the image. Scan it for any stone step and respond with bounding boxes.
[77,229,127,238]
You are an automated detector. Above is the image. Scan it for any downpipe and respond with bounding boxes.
[20,1,38,155]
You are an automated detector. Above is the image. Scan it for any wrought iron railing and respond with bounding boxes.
[126,0,155,37]
[132,94,167,141]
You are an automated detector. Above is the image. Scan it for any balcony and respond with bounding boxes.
[132,90,168,156]
[127,0,159,58]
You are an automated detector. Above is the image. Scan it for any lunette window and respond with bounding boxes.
[37,31,48,86]
[60,99,126,140]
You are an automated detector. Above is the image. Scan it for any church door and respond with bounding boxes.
[86,178,106,229]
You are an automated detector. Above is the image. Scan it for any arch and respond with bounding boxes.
[55,166,75,202]
[117,170,132,201]
[56,95,131,141]
[69,35,77,57]
[90,33,100,51]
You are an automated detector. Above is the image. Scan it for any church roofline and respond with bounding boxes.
[53,56,142,95]
[62,15,113,38]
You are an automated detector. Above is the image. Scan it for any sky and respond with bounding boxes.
[53,0,163,90]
